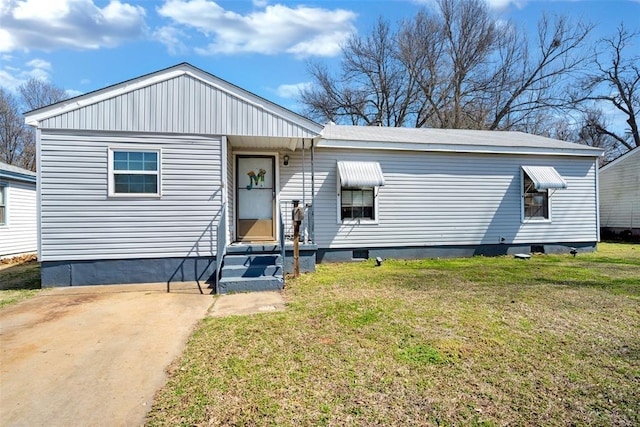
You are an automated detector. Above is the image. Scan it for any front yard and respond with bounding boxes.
[147,243,639,426]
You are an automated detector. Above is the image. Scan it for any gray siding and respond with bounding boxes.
[0,180,37,257]
[39,131,223,261]
[599,150,639,230]
[280,149,598,249]
[39,75,317,139]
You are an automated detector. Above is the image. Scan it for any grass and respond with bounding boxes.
[147,242,640,426]
[0,256,42,309]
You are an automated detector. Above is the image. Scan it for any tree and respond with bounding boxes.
[0,88,29,167]
[301,18,423,126]
[403,0,501,129]
[574,24,639,153]
[484,13,593,131]
[0,79,69,171]
[301,0,593,134]
[19,78,69,111]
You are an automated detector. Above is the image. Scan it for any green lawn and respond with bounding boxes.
[147,243,640,426]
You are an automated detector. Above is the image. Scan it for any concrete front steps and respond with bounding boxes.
[217,244,284,294]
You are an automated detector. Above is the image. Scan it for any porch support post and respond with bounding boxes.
[301,138,307,242]
[310,138,315,242]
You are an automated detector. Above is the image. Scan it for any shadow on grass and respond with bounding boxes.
[0,261,41,291]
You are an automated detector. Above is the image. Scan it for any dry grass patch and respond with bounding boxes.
[147,243,639,426]
[0,255,41,308]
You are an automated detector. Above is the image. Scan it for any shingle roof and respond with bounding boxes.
[320,124,603,157]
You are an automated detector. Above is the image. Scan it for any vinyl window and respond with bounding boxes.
[0,185,5,225]
[523,172,549,220]
[341,187,375,221]
[109,149,161,196]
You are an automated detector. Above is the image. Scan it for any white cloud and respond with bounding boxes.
[485,0,528,10]
[275,82,312,99]
[0,0,147,53]
[0,57,53,92]
[154,25,189,55]
[157,0,357,57]
[65,89,84,98]
[26,58,51,71]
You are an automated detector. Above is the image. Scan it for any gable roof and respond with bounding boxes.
[320,124,603,157]
[599,146,639,172]
[0,162,36,183]
[24,63,322,139]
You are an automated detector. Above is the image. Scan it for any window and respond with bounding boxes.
[109,149,160,196]
[0,185,5,225]
[336,161,385,223]
[523,173,549,220]
[521,166,567,222]
[341,187,375,220]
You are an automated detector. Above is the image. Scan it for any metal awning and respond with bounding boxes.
[337,161,385,188]
[522,166,567,190]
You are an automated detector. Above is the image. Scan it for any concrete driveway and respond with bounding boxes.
[0,283,214,427]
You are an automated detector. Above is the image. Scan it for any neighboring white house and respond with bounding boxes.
[0,162,37,258]
[599,147,639,239]
[24,63,603,289]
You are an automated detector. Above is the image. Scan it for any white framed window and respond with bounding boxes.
[523,173,549,220]
[336,161,385,224]
[108,148,161,197]
[0,185,6,226]
[341,187,376,221]
[520,166,567,222]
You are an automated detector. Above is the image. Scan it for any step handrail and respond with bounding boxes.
[215,203,227,294]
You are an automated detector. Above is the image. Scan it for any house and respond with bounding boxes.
[24,63,603,290]
[0,162,37,258]
[599,147,639,239]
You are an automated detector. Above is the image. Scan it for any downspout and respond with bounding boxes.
[310,138,315,243]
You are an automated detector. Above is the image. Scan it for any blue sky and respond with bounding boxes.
[1,0,639,116]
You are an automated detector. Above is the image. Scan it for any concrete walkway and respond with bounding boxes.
[209,291,286,317]
[0,283,214,427]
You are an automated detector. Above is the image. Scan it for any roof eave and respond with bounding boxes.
[0,170,37,183]
[317,139,604,157]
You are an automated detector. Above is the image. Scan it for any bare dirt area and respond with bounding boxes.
[0,282,214,427]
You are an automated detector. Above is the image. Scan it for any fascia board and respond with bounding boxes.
[317,139,604,157]
[0,170,37,183]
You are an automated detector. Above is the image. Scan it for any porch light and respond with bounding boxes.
[283,154,290,166]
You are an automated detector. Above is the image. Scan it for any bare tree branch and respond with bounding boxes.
[573,23,640,151]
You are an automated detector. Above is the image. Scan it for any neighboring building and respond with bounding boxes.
[599,147,639,239]
[24,63,603,290]
[0,162,37,258]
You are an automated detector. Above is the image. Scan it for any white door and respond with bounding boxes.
[236,156,275,241]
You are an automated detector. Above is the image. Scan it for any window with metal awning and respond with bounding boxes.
[521,166,567,191]
[336,161,385,223]
[521,166,567,221]
[337,161,386,188]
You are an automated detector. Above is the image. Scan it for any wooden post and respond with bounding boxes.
[293,220,300,278]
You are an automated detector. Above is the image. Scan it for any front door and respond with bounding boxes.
[236,155,276,241]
